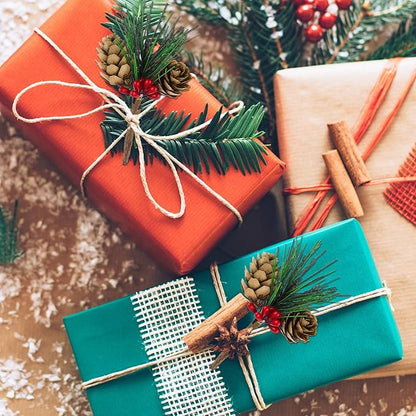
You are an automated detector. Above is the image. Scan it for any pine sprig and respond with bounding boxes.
[368,15,416,59]
[267,240,339,316]
[101,103,268,175]
[178,0,301,146]
[103,0,190,81]
[181,50,242,107]
[0,201,23,265]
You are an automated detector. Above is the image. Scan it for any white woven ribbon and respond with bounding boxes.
[12,28,243,222]
[131,277,236,416]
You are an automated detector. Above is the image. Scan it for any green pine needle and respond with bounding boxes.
[0,201,23,265]
[267,240,340,316]
[101,103,267,175]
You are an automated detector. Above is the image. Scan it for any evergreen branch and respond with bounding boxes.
[181,50,241,107]
[266,240,340,315]
[326,2,370,64]
[178,0,302,145]
[368,14,416,58]
[0,201,23,265]
[103,0,191,81]
[263,0,289,69]
[101,103,267,175]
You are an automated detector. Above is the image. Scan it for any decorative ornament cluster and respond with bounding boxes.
[95,0,268,176]
[97,34,191,100]
[293,0,352,43]
[241,240,338,343]
[209,240,338,367]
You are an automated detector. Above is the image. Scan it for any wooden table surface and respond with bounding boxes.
[0,1,415,415]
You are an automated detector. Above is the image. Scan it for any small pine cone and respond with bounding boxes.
[241,252,278,307]
[157,61,192,98]
[97,34,131,87]
[280,311,318,343]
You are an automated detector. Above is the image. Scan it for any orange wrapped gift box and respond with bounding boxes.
[0,0,285,275]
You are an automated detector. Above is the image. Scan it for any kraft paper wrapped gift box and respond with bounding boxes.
[64,219,402,416]
[274,58,416,377]
[0,0,285,275]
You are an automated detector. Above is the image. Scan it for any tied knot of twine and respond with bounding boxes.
[12,28,244,223]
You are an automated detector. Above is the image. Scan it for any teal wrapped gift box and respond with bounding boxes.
[64,219,402,416]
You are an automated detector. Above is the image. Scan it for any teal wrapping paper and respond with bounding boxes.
[64,219,402,415]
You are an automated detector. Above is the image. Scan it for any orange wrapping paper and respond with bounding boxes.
[0,0,285,275]
[274,58,416,377]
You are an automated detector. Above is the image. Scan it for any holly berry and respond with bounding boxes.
[129,90,140,98]
[142,78,153,91]
[247,302,257,313]
[269,324,281,334]
[335,0,352,9]
[119,86,130,95]
[254,311,263,322]
[314,0,329,11]
[296,4,315,22]
[149,92,161,99]
[261,305,271,318]
[268,310,281,321]
[305,23,324,42]
[303,0,316,5]
[319,11,337,28]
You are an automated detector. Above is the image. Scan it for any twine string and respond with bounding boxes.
[12,28,243,222]
[210,263,270,411]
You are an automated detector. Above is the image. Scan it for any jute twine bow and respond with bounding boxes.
[12,28,243,222]
[81,262,392,413]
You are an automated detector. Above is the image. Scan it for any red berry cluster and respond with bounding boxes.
[247,303,282,334]
[294,0,352,43]
[119,78,161,100]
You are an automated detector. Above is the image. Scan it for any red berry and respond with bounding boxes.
[335,0,352,9]
[292,0,305,6]
[269,325,281,334]
[119,86,130,95]
[261,305,271,318]
[129,90,140,98]
[303,0,316,5]
[305,23,324,43]
[268,310,281,321]
[147,85,158,95]
[254,312,263,322]
[149,92,161,100]
[142,78,153,91]
[319,11,337,28]
[133,79,142,91]
[247,303,257,313]
[269,317,281,327]
[296,4,315,22]
[314,0,329,11]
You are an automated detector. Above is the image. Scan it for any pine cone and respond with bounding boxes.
[241,252,278,307]
[157,61,192,98]
[212,317,252,360]
[280,311,318,343]
[97,34,131,87]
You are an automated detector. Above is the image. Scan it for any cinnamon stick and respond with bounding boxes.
[183,293,249,353]
[322,150,364,218]
[327,120,371,186]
